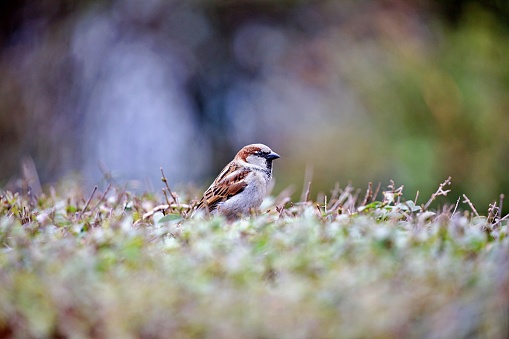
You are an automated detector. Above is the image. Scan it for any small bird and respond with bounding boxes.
[196,143,280,220]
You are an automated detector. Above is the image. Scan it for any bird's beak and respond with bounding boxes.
[265,151,280,160]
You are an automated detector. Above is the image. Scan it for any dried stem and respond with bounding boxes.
[304,182,312,203]
[162,188,172,206]
[143,203,192,220]
[316,203,323,218]
[361,182,373,206]
[330,182,340,203]
[113,184,127,209]
[300,165,313,202]
[492,213,509,229]
[499,194,505,220]
[91,184,112,213]
[487,201,498,224]
[423,177,452,211]
[276,197,290,220]
[372,182,381,201]
[79,186,97,218]
[451,196,461,217]
[388,180,395,192]
[160,167,179,207]
[462,194,479,218]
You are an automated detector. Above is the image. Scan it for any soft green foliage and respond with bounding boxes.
[1,183,509,338]
[339,7,509,207]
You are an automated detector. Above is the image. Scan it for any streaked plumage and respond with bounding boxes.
[196,143,280,220]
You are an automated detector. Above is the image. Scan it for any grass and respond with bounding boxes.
[1,178,509,338]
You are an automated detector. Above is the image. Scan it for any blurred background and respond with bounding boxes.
[0,0,508,209]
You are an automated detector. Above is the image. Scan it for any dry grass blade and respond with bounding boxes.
[78,186,97,218]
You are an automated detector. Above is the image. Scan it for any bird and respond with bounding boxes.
[195,143,280,220]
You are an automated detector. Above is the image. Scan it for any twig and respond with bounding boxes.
[423,177,452,211]
[91,184,112,213]
[336,184,354,208]
[142,203,192,219]
[160,167,179,206]
[304,182,312,203]
[487,201,497,224]
[499,194,504,220]
[162,188,172,206]
[383,180,404,205]
[351,188,362,209]
[372,182,381,201]
[361,182,373,206]
[316,203,323,218]
[328,198,343,215]
[330,182,340,202]
[387,180,395,192]
[462,194,479,218]
[276,198,290,220]
[300,165,313,202]
[79,186,97,218]
[492,213,509,229]
[414,191,420,205]
[114,184,127,209]
[451,196,461,217]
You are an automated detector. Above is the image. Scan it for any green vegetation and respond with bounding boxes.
[1,179,509,338]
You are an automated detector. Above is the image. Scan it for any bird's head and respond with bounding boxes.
[236,143,280,169]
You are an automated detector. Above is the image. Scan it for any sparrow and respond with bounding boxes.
[196,143,280,220]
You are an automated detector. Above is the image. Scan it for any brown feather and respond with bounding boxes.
[196,162,250,212]
[235,145,263,162]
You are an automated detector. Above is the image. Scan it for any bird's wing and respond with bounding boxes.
[196,162,250,212]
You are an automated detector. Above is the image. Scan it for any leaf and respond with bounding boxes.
[396,201,422,213]
[158,214,183,223]
[358,201,383,213]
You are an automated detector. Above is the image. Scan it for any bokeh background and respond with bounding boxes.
[1,0,508,209]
